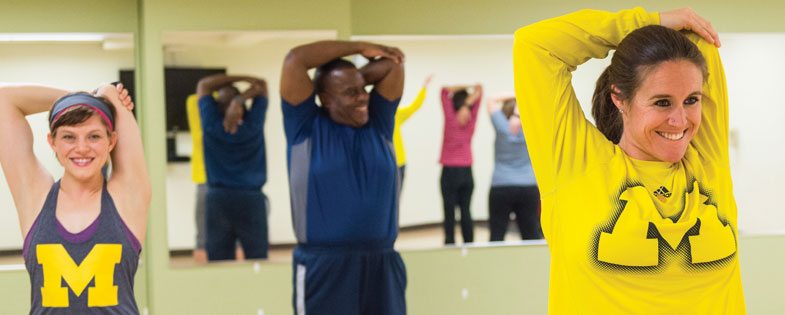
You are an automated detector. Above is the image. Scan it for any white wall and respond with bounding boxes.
[355,36,515,228]
[0,41,134,250]
[722,33,785,234]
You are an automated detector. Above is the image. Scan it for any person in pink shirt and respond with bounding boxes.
[439,83,482,244]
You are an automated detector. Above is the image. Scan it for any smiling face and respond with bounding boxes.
[319,67,370,128]
[47,114,117,181]
[614,60,703,163]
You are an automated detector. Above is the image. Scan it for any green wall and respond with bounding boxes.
[0,0,137,33]
[1,0,785,314]
[349,0,785,35]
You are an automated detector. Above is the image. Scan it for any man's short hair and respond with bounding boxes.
[314,58,357,94]
[218,84,239,94]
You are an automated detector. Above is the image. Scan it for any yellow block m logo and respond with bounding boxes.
[596,181,736,269]
[37,244,122,307]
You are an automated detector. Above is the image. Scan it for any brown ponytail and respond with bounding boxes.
[592,67,623,143]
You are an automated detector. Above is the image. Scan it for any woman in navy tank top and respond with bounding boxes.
[0,83,151,314]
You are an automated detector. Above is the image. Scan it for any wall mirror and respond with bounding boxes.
[161,30,338,265]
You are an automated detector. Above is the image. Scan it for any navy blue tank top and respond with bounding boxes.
[24,181,140,314]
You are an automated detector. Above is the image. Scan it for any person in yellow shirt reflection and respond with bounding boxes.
[514,7,745,314]
[393,74,432,187]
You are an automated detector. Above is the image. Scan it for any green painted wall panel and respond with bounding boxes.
[0,0,137,33]
[404,245,550,314]
[0,270,31,314]
[350,0,785,35]
[142,0,351,34]
[3,235,781,314]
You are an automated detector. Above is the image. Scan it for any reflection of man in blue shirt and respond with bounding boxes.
[196,74,268,261]
[280,40,407,314]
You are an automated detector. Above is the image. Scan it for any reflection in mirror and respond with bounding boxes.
[351,35,535,249]
[161,30,338,264]
[0,33,135,266]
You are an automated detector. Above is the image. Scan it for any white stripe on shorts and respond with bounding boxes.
[296,264,306,315]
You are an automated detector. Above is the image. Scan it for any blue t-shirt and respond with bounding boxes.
[490,109,537,187]
[198,95,268,189]
[283,90,400,245]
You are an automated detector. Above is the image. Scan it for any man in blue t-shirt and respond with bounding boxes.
[196,74,269,261]
[280,40,406,314]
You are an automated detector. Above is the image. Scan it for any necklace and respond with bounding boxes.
[652,163,678,203]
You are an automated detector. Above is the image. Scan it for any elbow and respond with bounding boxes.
[196,80,209,94]
[513,25,534,42]
[513,26,539,52]
[256,78,268,90]
[389,59,404,77]
[282,49,304,74]
[284,48,303,67]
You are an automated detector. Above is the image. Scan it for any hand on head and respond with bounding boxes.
[660,7,721,47]
[361,43,405,64]
[95,83,134,111]
[115,83,134,111]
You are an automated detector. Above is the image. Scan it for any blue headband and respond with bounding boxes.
[49,93,114,131]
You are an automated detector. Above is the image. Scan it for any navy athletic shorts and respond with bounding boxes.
[292,241,407,315]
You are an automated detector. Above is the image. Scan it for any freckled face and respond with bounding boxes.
[47,115,117,180]
[616,60,703,163]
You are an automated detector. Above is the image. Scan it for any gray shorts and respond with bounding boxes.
[195,183,208,249]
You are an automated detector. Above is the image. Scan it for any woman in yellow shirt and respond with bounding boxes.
[514,7,745,314]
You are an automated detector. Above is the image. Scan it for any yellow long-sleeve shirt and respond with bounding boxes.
[514,8,745,314]
[393,87,426,167]
[186,94,207,183]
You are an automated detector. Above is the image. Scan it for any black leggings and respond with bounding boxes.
[440,166,474,244]
[488,186,542,241]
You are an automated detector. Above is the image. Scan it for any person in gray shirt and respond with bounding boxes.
[486,94,542,241]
